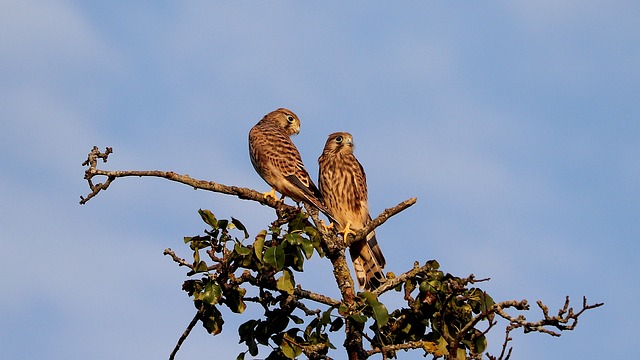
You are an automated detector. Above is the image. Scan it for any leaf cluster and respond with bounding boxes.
[171,210,494,359]
[178,209,340,359]
[372,261,494,359]
[166,209,602,360]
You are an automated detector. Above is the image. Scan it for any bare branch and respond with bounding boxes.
[373,261,428,295]
[366,340,443,358]
[486,325,514,360]
[294,286,341,307]
[163,248,193,269]
[236,266,341,307]
[80,146,293,214]
[169,305,204,360]
[493,296,603,337]
[347,197,417,247]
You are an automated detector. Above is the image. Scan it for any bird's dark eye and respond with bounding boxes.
[286,115,295,123]
[335,136,343,143]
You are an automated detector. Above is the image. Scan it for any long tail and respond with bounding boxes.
[349,230,386,291]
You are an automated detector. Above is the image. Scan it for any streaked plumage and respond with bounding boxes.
[249,108,335,222]
[318,132,386,290]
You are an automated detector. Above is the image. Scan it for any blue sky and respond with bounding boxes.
[1,1,637,359]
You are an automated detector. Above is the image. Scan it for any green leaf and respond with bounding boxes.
[350,314,367,323]
[182,279,202,296]
[264,246,276,267]
[193,248,201,264]
[267,310,290,335]
[435,335,448,355]
[371,301,390,327]
[285,232,302,245]
[288,244,305,272]
[474,333,487,353]
[281,343,296,359]
[304,317,319,340]
[289,314,304,325]
[300,239,314,259]
[288,212,308,231]
[279,335,303,359]
[321,307,333,326]
[247,337,258,356]
[234,241,252,256]
[303,225,319,238]
[194,260,208,273]
[232,217,249,239]
[255,321,270,345]
[276,269,295,295]
[236,352,246,360]
[420,278,440,293]
[481,291,495,313]
[198,209,218,228]
[201,281,222,305]
[329,317,344,332]
[217,219,229,229]
[254,230,266,262]
[426,259,440,270]
[338,303,349,316]
[201,305,224,335]
[360,291,389,326]
[238,320,257,342]
[264,244,285,271]
[185,235,210,251]
[227,287,247,314]
[238,320,259,355]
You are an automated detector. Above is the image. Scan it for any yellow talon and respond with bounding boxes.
[318,220,335,232]
[262,188,278,201]
[341,221,357,239]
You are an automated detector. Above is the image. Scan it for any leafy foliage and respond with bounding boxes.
[179,210,339,359]
[170,209,589,360]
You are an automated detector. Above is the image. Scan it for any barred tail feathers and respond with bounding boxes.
[349,231,386,291]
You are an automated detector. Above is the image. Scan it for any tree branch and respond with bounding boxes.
[163,248,193,269]
[373,261,428,295]
[80,146,289,212]
[347,197,417,248]
[366,340,443,358]
[169,304,205,360]
[493,296,603,336]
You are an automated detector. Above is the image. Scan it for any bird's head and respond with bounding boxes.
[267,108,301,136]
[323,131,354,155]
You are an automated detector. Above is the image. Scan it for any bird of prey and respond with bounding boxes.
[249,108,335,222]
[318,132,386,290]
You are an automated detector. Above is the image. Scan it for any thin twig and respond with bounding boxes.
[347,197,417,247]
[163,248,193,269]
[373,261,429,295]
[169,305,205,360]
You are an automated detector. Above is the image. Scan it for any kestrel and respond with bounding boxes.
[318,132,386,290]
[249,108,336,222]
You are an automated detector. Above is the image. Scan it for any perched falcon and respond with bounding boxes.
[318,132,386,290]
[249,108,336,222]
